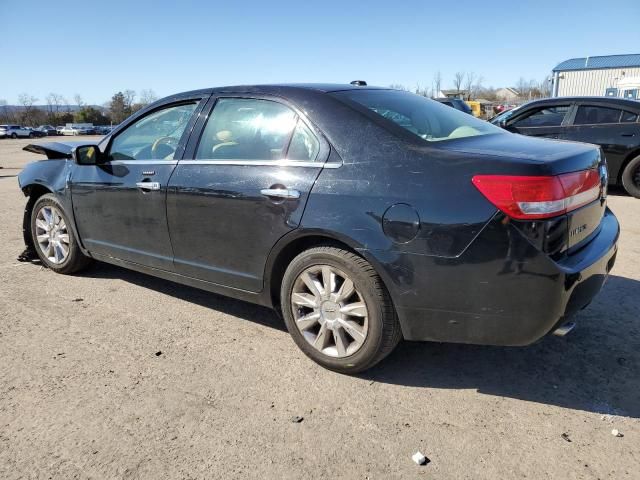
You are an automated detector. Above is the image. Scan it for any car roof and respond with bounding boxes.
[521,96,640,110]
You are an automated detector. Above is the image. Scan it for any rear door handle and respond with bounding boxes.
[260,188,300,199]
[621,133,635,137]
[136,181,161,191]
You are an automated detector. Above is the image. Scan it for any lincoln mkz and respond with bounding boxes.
[18,84,619,372]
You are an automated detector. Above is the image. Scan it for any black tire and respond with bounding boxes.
[30,194,92,274]
[281,246,402,373]
[28,132,34,138]
[11,133,17,139]
[621,155,640,199]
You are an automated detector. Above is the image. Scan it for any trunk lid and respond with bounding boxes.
[445,133,607,255]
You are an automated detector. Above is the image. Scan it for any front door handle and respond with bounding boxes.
[260,188,300,199]
[621,133,635,137]
[136,181,161,191]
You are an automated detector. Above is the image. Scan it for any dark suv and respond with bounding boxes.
[18,85,618,373]
[491,96,640,197]
[433,97,473,115]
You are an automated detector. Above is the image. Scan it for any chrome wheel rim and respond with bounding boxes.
[35,205,70,264]
[291,265,368,358]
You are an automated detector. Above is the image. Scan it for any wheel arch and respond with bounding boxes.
[264,230,397,315]
[617,148,640,184]
[21,183,55,254]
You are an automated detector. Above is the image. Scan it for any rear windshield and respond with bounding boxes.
[332,89,502,142]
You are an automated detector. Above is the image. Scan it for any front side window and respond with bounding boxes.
[574,105,622,125]
[333,89,501,142]
[108,102,197,160]
[512,105,570,128]
[196,98,298,160]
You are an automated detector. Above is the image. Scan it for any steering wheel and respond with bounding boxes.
[151,136,178,159]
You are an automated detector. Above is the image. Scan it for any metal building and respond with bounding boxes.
[551,54,640,99]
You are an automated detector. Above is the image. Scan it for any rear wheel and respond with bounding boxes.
[281,246,402,373]
[621,155,640,199]
[11,133,17,139]
[30,194,92,274]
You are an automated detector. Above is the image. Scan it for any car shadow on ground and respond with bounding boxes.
[76,262,639,418]
[77,262,285,332]
[362,274,640,418]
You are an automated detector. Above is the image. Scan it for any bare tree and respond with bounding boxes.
[139,89,157,105]
[0,99,14,123]
[73,94,84,108]
[388,84,408,91]
[453,72,465,95]
[433,71,442,97]
[464,72,476,100]
[46,93,66,122]
[471,75,484,100]
[516,77,532,100]
[18,93,38,125]
[123,90,136,110]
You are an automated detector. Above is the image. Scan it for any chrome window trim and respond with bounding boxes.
[178,159,341,168]
[108,160,179,165]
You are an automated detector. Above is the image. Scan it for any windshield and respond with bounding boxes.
[332,89,502,142]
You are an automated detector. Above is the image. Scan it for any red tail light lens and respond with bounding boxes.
[472,170,601,220]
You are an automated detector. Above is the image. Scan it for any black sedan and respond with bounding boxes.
[17,84,618,373]
[491,96,640,198]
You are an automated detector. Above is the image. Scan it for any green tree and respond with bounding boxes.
[109,91,131,124]
[74,106,108,125]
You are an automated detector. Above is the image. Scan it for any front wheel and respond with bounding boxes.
[281,246,402,373]
[11,133,17,139]
[30,194,92,274]
[621,155,640,199]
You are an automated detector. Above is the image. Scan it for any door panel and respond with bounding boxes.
[167,95,330,292]
[562,104,640,182]
[70,100,205,269]
[167,163,322,291]
[507,104,572,140]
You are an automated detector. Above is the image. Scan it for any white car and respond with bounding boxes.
[60,126,87,136]
[0,125,32,138]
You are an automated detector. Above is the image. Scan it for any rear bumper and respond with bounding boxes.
[366,208,619,345]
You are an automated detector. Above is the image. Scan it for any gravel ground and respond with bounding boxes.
[0,137,638,479]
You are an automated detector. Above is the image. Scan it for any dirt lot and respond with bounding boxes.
[0,137,638,479]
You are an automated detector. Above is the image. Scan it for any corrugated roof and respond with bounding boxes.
[553,54,640,72]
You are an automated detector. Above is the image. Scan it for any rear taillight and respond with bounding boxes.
[472,170,601,220]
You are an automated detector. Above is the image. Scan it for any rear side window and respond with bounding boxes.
[196,98,298,160]
[574,105,622,125]
[511,106,570,127]
[621,111,639,123]
[287,120,320,161]
[332,89,501,142]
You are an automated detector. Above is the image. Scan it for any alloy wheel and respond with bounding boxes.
[35,205,70,264]
[291,265,369,358]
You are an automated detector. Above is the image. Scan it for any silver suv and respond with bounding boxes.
[0,125,32,138]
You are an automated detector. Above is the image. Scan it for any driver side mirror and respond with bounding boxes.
[72,145,102,165]
[499,119,507,129]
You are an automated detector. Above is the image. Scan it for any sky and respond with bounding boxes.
[1,0,639,105]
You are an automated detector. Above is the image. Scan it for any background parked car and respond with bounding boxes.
[60,126,92,136]
[36,125,58,136]
[433,97,473,115]
[491,96,640,197]
[95,125,114,135]
[24,127,46,138]
[56,126,65,135]
[0,125,38,138]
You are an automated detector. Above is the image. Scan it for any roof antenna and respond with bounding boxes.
[350,80,367,86]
